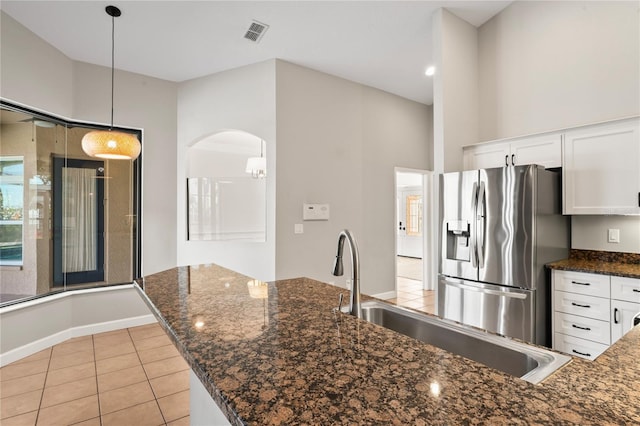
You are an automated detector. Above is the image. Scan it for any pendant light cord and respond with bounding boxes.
[110,11,115,130]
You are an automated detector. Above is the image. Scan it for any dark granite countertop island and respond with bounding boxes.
[137,264,640,425]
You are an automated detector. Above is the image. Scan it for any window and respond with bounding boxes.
[0,156,24,265]
[406,194,422,236]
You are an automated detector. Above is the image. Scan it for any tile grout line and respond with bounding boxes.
[91,335,104,426]
[33,347,53,425]
[127,327,169,426]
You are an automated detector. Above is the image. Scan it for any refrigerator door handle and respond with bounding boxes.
[442,279,528,300]
[470,182,478,268]
[476,181,486,268]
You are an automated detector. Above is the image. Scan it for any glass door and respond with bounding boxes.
[52,158,105,285]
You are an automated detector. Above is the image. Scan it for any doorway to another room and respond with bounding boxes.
[390,169,435,315]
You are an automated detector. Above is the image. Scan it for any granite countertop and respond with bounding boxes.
[547,249,640,279]
[138,264,640,425]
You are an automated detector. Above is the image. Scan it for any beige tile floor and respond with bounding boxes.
[389,256,436,315]
[0,323,190,426]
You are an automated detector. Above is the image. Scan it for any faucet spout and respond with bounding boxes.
[331,229,361,318]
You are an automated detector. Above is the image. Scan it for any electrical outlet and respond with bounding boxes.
[345,279,352,290]
[608,228,620,243]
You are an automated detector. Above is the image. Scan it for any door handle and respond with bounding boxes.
[443,280,528,299]
[476,181,486,268]
[470,182,478,268]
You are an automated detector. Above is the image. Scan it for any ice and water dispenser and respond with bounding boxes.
[445,220,470,262]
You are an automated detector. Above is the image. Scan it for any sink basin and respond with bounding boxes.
[349,301,570,384]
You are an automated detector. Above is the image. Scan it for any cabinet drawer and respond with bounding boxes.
[553,270,610,297]
[554,291,610,321]
[611,276,640,303]
[553,333,609,361]
[554,312,610,345]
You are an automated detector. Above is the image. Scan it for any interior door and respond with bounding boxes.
[397,188,423,258]
[52,158,105,286]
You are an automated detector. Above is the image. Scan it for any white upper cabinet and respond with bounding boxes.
[462,142,510,170]
[463,133,562,170]
[563,118,640,215]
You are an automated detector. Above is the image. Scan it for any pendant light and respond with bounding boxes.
[245,139,266,179]
[82,5,141,160]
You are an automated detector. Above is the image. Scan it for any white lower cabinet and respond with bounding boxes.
[611,300,640,342]
[552,270,640,360]
[611,276,640,342]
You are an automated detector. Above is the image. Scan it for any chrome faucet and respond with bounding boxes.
[332,229,361,318]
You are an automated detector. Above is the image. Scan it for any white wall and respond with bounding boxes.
[0,12,73,118]
[572,216,640,254]
[477,1,640,253]
[434,9,480,173]
[275,60,431,296]
[177,61,276,281]
[72,62,178,275]
[0,286,155,366]
[478,1,640,141]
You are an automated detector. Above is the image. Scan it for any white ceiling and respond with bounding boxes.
[1,1,511,105]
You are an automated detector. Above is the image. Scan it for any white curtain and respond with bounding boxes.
[63,167,97,273]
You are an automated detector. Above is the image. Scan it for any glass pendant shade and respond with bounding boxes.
[81,130,141,160]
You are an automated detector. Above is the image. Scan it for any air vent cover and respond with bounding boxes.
[244,20,269,43]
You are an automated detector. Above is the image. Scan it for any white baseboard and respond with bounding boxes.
[0,285,157,367]
[371,290,397,300]
[0,314,157,366]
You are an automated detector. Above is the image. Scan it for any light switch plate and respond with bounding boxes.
[303,203,330,221]
[608,228,620,243]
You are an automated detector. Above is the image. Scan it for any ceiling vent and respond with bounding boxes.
[244,20,269,43]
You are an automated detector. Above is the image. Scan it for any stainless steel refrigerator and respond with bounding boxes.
[438,165,569,346]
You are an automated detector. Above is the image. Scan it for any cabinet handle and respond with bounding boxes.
[572,349,591,357]
[505,155,509,166]
[511,154,515,166]
[572,324,591,331]
[614,307,619,324]
[633,289,640,293]
[571,281,590,286]
[571,302,591,308]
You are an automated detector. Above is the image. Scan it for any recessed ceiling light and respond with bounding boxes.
[425,66,436,77]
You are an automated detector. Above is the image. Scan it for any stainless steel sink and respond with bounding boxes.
[350,300,571,384]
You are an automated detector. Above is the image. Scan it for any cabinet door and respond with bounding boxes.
[462,142,510,170]
[563,118,640,214]
[611,300,640,343]
[511,134,562,168]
